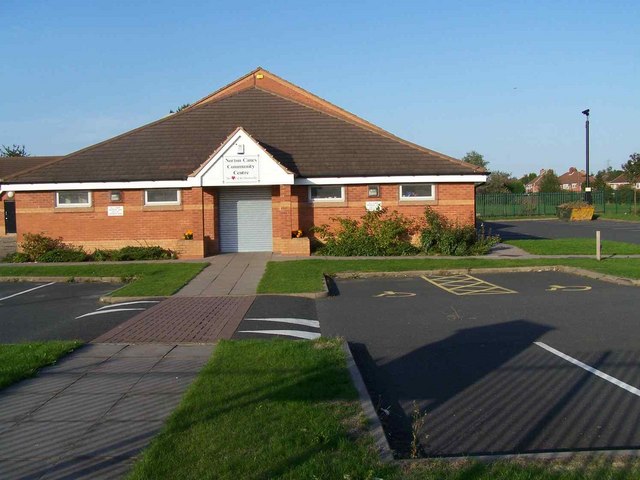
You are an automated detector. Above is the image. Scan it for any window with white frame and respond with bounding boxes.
[56,191,91,207]
[399,184,435,200]
[144,189,181,205]
[308,185,344,202]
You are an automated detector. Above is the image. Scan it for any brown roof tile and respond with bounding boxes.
[7,71,482,184]
[0,156,61,181]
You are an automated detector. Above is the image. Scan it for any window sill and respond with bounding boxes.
[307,201,348,208]
[54,206,94,213]
[142,204,183,212]
[398,199,438,206]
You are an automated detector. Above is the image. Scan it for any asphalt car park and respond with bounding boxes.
[486,219,640,243]
[0,281,158,342]
[318,271,640,457]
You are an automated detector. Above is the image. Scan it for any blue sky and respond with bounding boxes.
[1,0,638,177]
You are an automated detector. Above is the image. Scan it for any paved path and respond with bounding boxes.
[0,343,214,480]
[94,296,255,343]
[176,252,271,296]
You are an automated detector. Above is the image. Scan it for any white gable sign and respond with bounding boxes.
[196,128,294,187]
[223,156,259,184]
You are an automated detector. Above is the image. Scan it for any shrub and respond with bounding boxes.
[3,252,31,263]
[420,207,500,256]
[20,233,68,261]
[312,208,419,256]
[37,248,88,263]
[93,245,176,261]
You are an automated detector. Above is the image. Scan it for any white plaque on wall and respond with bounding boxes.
[365,201,382,212]
[223,156,259,183]
[107,206,124,216]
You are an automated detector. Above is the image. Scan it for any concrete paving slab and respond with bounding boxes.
[42,456,136,480]
[165,344,215,358]
[116,344,175,358]
[150,358,208,373]
[44,355,107,374]
[104,393,183,421]
[29,393,123,422]
[0,393,54,422]
[77,344,127,357]
[64,420,165,459]
[0,421,93,460]
[0,459,57,480]
[6,373,82,395]
[63,373,142,395]
[91,357,159,374]
[129,372,197,394]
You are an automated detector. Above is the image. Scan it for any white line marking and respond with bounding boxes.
[96,301,159,311]
[238,330,321,340]
[244,318,320,328]
[534,342,640,397]
[75,308,146,319]
[0,282,56,302]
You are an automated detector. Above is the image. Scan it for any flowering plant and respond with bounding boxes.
[183,230,194,240]
[291,229,303,238]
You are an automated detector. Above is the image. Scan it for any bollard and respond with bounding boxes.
[596,230,601,261]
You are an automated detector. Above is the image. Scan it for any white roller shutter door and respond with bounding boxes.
[218,187,273,252]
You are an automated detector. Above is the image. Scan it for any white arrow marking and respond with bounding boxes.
[96,301,159,311]
[76,308,145,319]
[0,282,56,302]
[238,330,321,340]
[244,318,320,328]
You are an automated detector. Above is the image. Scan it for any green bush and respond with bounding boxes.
[91,246,176,261]
[37,248,88,263]
[3,252,31,263]
[20,233,68,261]
[421,207,500,256]
[312,208,419,256]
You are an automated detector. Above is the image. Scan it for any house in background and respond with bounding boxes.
[607,173,640,190]
[1,68,487,258]
[558,167,593,192]
[525,169,548,193]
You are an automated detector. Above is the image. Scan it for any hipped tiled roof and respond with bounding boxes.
[6,69,482,184]
[0,156,61,181]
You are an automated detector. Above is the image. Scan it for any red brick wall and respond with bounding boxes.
[294,183,475,233]
[15,188,205,258]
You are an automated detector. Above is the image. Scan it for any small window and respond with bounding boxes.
[56,191,91,207]
[367,185,380,198]
[309,185,344,202]
[399,184,434,200]
[144,189,181,205]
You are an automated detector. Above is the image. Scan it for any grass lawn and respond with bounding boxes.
[597,211,640,222]
[0,341,82,390]
[258,258,640,293]
[505,238,640,255]
[128,339,395,480]
[0,263,207,297]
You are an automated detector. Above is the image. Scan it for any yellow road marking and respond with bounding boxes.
[421,274,517,296]
[546,285,592,292]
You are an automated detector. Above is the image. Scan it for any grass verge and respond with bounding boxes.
[0,341,82,390]
[505,238,640,255]
[128,339,394,480]
[597,211,640,222]
[0,263,208,297]
[258,258,640,293]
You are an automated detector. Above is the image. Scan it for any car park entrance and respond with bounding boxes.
[318,271,640,457]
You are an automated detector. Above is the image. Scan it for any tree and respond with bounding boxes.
[462,150,488,169]
[622,153,640,214]
[507,179,526,194]
[539,170,561,193]
[1,144,29,157]
[477,171,512,194]
[169,103,190,114]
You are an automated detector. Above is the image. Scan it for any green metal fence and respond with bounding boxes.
[476,191,605,218]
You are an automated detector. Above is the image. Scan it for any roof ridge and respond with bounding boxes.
[251,86,483,173]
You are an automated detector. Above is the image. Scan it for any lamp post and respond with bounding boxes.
[582,109,591,204]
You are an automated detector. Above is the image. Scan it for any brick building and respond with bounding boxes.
[1,68,487,258]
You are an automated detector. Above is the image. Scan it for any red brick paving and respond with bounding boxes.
[93,296,255,343]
